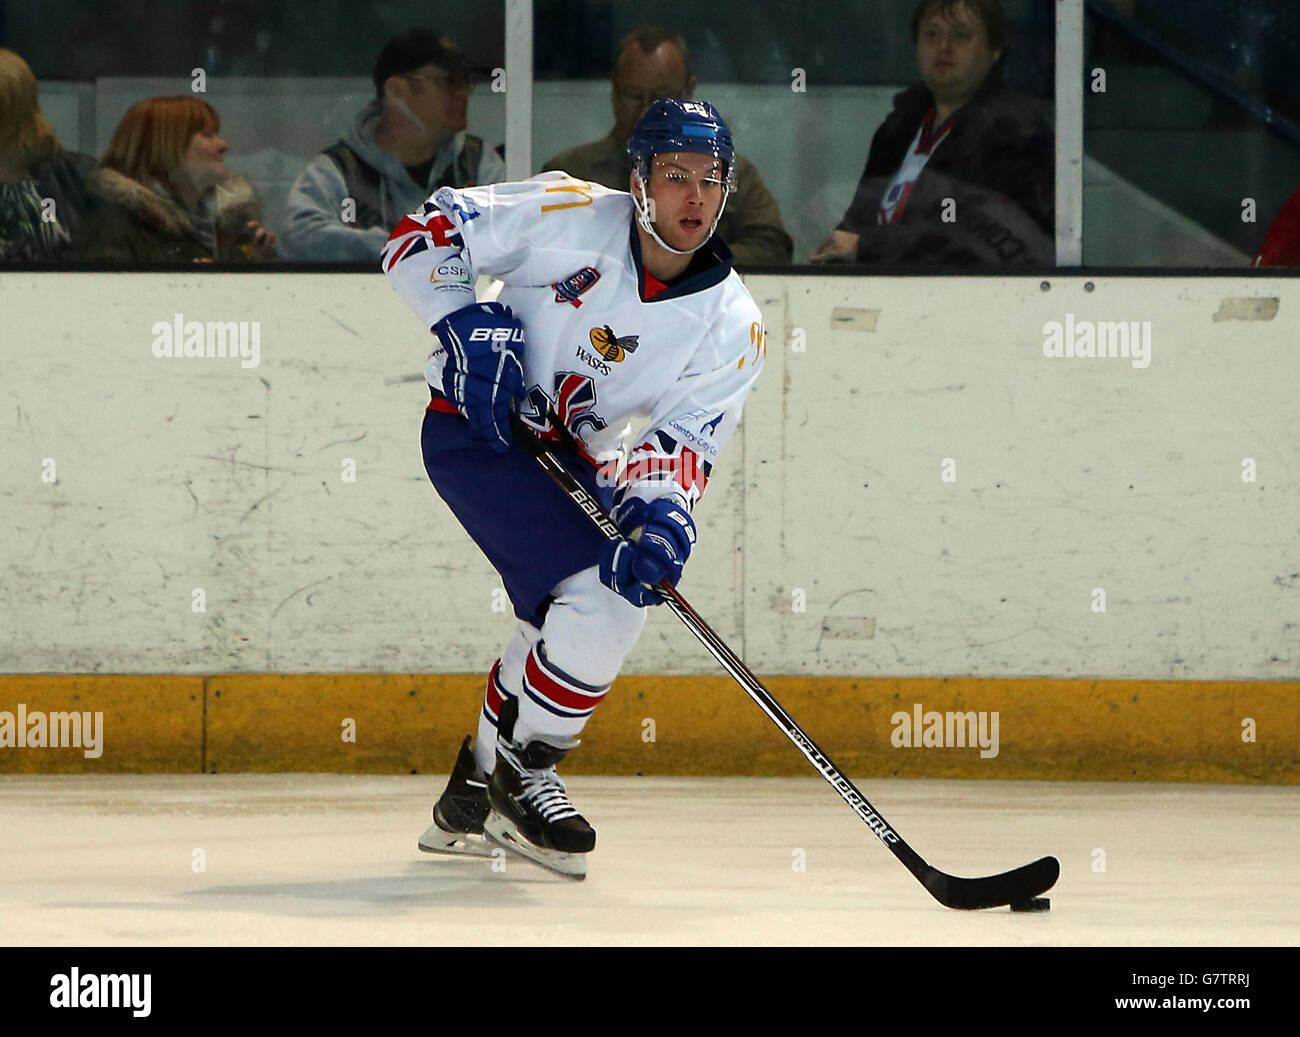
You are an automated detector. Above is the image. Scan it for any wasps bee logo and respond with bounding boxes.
[589,325,640,363]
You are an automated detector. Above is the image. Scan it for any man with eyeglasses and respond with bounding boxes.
[284,28,505,261]
[383,99,765,879]
[542,27,792,267]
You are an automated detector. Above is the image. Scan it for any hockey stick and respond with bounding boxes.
[512,414,1059,910]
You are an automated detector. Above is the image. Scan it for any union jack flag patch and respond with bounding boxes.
[553,266,601,308]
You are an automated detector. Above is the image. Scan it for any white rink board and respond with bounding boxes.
[1,272,1296,679]
[747,275,1299,680]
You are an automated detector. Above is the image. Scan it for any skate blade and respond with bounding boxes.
[417,821,497,859]
[482,811,587,880]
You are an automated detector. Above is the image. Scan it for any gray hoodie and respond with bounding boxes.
[282,100,506,262]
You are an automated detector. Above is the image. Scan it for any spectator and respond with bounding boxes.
[79,96,278,262]
[540,28,793,266]
[813,0,1053,266]
[0,48,94,260]
[283,28,505,262]
[1252,187,1300,267]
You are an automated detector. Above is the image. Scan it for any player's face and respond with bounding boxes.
[916,3,1000,106]
[401,63,473,134]
[641,152,726,253]
[611,43,694,139]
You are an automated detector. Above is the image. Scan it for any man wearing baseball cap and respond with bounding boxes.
[284,28,505,261]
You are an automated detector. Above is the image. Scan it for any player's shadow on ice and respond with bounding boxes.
[54,860,559,919]
[184,860,561,914]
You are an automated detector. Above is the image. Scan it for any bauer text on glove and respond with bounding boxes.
[434,301,526,454]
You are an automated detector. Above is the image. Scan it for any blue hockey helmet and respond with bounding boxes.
[627,98,737,192]
[627,98,737,255]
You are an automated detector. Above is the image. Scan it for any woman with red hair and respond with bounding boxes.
[80,95,277,262]
[0,48,94,260]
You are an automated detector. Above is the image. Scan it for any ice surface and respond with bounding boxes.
[0,775,1295,946]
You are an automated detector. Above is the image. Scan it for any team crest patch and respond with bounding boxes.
[519,372,608,446]
[553,266,600,307]
[589,324,639,363]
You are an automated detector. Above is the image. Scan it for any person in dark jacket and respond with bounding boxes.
[0,48,94,260]
[78,96,277,263]
[813,0,1053,266]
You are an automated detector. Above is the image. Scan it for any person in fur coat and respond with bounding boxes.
[79,96,277,263]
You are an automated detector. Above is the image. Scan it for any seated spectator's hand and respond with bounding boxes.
[810,229,859,263]
[246,221,278,259]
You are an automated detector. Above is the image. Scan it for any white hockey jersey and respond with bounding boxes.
[381,171,765,511]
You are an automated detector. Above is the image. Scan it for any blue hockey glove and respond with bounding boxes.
[434,301,526,454]
[599,496,696,607]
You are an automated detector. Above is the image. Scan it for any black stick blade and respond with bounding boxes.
[923,855,1060,910]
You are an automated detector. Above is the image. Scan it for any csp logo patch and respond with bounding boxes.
[430,260,472,286]
[589,324,639,363]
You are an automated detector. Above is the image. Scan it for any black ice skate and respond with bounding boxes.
[483,735,595,881]
[417,736,494,858]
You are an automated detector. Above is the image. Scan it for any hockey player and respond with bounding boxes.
[382,98,765,878]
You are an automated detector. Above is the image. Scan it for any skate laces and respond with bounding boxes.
[519,767,580,823]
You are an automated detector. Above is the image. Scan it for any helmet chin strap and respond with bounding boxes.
[632,170,730,258]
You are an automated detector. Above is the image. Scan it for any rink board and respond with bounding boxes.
[0,674,1294,781]
[2,272,1297,778]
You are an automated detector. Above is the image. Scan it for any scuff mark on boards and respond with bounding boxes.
[830,307,880,332]
[1211,297,1279,322]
